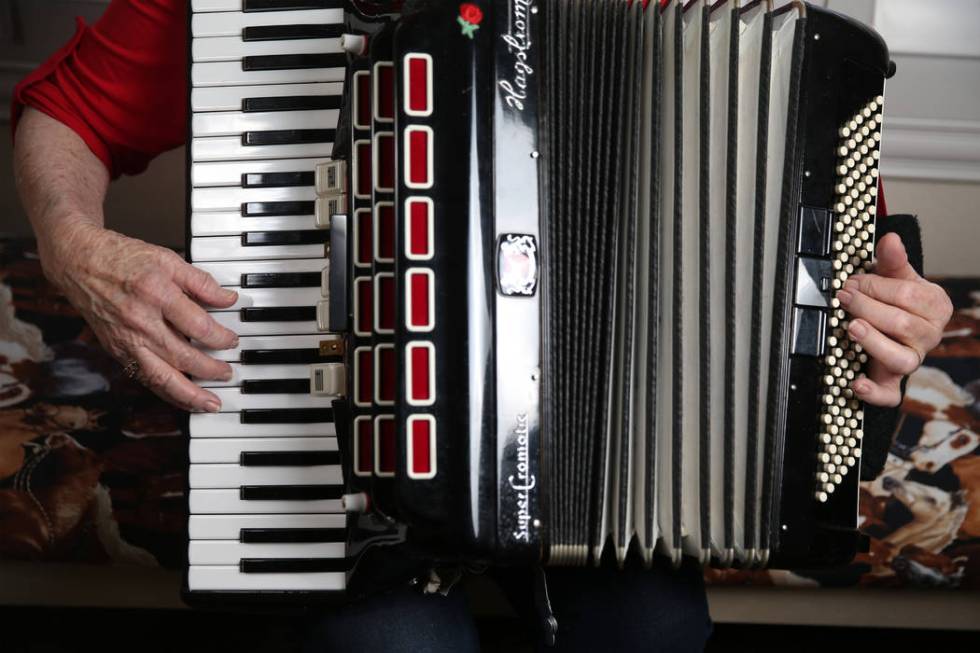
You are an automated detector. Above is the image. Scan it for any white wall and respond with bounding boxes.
[823,0,980,277]
[0,0,185,248]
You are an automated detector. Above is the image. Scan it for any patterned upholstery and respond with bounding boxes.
[2,239,979,589]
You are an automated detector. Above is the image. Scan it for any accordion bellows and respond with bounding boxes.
[337,0,891,571]
[541,0,884,568]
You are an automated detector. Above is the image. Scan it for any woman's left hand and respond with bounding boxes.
[837,232,954,407]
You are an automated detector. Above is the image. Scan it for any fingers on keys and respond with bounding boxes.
[843,273,951,329]
[836,286,933,358]
[847,318,920,377]
[164,290,239,351]
[163,322,234,382]
[132,346,222,413]
[175,259,239,308]
[835,233,955,407]
[844,316,909,407]
[851,367,903,408]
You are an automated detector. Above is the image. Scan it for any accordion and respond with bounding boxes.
[184,0,893,601]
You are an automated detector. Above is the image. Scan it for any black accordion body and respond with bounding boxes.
[184,0,893,602]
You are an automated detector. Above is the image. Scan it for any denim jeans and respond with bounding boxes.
[302,562,711,653]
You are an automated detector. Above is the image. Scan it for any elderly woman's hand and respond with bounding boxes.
[44,221,238,412]
[838,232,953,407]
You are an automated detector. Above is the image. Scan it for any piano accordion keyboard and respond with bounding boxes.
[185,0,350,598]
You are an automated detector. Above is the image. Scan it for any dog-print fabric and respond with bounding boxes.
[1,240,979,588]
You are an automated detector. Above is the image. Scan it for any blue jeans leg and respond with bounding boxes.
[497,562,713,652]
[302,584,480,653]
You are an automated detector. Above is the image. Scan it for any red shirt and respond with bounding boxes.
[12,0,185,179]
[10,0,889,215]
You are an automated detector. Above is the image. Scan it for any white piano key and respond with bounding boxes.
[191,212,316,237]
[189,463,342,488]
[191,61,344,87]
[191,236,325,261]
[189,513,345,540]
[209,311,321,337]
[190,412,336,438]
[192,184,316,211]
[187,566,345,592]
[192,136,332,162]
[192,84,341,113]
[207,387,335,412]
[193,36,342,63]
[192,9,343,38]
[199,333,336,359]
[190,437,337,463]
[193,259,327,287]
[219,286,322,310]
[192,156,326,187]
[192,109,338,138]
[192,0,238,9]
[198,363,314,387]
[189,540,344,565]
[189,489,342,514]
[191,0,343,11]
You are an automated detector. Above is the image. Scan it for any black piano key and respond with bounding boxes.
[240,408,334,424]
[240,450,340,466]
[242,53,346,72]
[240,558,348,574]
[242,24,343,41]
[242,95,341,113]
[241,200,315,217]
[243,0,342,11]
[239,527,345,543]
[242,230,329,247]
[240,348,340,365]
[240,378,311,394]
[240,484,342,501]
[241,171,314,188]
[242,129,335,147]
[240,306,316,322]
[241,272,321,288]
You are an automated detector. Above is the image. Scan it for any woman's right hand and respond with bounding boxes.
[41,220,238,412]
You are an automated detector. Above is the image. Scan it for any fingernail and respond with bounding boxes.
[221,368,233,382]
[853,379,869,395]
[837,290,853,306]
[204,400,220,413]
[848,320,867,339]
[230,336,240,348]
[843,279,858,292]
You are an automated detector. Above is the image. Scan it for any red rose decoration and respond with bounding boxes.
[459,3,483,25]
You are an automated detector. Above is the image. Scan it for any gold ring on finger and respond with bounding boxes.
[123,359,141,380]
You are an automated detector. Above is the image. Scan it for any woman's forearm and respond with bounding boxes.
[12,106,239,412]
[13,107,110,283]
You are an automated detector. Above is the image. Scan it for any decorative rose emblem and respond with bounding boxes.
[458,3,483,39]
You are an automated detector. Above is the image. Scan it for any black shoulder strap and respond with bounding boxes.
[878,213,924,276]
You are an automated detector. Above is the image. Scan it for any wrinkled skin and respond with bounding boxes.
[43,221,238,411]
[14,108,240,412]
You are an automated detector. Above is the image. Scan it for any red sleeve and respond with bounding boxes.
[11,0,186,179]
[877,178,888,218]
